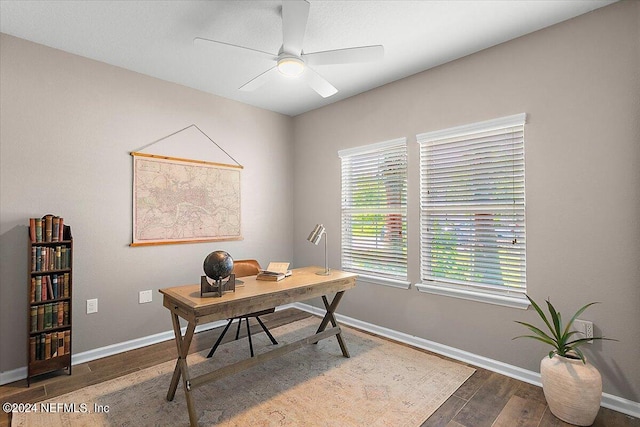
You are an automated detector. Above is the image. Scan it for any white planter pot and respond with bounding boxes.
[540,354,602,426]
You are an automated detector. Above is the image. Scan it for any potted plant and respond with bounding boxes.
[514,295,615,426]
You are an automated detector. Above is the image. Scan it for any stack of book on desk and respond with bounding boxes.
[256,262,292,282]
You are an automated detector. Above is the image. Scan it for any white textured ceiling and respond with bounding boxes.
[0,0,615,116]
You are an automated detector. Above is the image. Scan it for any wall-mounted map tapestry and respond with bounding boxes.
[131,152,242,246]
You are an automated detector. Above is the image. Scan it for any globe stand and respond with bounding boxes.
[200,274,236,298]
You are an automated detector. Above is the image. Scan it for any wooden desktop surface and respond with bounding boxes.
[159,266,357,324]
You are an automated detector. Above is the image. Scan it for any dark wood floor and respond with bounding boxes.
[1,308,637,427]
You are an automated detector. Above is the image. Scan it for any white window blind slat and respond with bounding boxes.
[418,114,526,297]
[340,138,408,282]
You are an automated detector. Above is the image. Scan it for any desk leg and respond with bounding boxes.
[316,291,350,358]
[166,312,198,427]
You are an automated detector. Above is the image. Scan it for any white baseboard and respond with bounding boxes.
[2,303,638,419]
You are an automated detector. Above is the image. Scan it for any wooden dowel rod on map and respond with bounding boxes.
[130,151,243,169]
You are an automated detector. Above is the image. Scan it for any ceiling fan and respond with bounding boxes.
[194,0,384,98]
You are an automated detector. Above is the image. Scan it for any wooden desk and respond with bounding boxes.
[159,266,357,427]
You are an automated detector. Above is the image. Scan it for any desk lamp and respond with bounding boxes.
[307,223,330,275]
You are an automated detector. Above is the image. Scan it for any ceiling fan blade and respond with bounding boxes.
[282,0,310,55]
[239,66,280,92]
[303,45,384,67]
[302,67,338,98]
[194,37,274,59]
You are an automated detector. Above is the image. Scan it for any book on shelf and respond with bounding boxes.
[63,301,69,324]
[256,262,292,282]
[30,307,37,332]
[44,304,52,329]
[37,305,44,331]
[63,273,70,298]
[44,215,53,243]
[58,332,65,356]
[64,330,70,354]
[30,337,36,361]
[39,335,45,360]
[29,215,65,243]
[44,334,51,360]
[57,302,64,326]
[47,277,54,300]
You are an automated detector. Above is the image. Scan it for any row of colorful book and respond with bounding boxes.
[30,301,70,332]
[31,246,71,272]
[30,273,70,302]
[30,331,70,361]
[29,215,67,243]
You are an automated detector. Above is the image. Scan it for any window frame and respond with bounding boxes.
[339,138,410,289]
[416,114,529,309]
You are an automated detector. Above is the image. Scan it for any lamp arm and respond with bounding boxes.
[324,231,329,274]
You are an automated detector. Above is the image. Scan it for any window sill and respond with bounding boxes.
[353,273,411,290]
[415,282,530,310]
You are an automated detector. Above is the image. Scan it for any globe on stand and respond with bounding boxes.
[201,251,235,297]
[203,251,233,281]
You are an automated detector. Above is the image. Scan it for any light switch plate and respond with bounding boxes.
[139,290,153,304]
[87,298,98,314]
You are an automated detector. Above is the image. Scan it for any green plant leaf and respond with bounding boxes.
[545,299,563,343]
[566,336,616,347]
[524,295,555,338]
[565,330,581,339]
[513,321,557,345]
[573,347,586,363]
[562,302,600,338]
[513,334,557,348]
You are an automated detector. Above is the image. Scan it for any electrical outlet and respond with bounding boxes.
[139,290,153,304]
[573,319,593,343]
[87,298,98,314]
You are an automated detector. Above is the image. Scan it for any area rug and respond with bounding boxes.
[12,317,474,426]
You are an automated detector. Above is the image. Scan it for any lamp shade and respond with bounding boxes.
[307,224,325,245]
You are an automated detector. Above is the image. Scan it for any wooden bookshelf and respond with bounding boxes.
[26,216,73,386]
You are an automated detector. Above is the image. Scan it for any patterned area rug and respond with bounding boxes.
[12,317,474,426]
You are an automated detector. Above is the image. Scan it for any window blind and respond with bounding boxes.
[339,138,408,281]
[417,114,526,295]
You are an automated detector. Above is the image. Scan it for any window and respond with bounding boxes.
[417,114,528,309]
[339,138,409,288]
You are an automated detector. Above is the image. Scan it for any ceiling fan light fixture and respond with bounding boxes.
[277,56,305,77]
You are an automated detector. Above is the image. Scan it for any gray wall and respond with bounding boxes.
[292,1,639,401]
[0,34,294,372]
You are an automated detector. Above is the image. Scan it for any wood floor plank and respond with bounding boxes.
[539,407,582,427]
[420,395,466,427]
[0,412,9,427]
[453,367,492,400]
[43,366,141,398]
[0,383,46,403]
[592,407,640,427]
[514,381,547,404]
[492,395,546,427]
[451,372,521,427]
